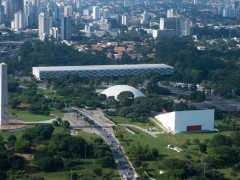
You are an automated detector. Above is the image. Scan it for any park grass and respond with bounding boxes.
[0,130,25,141]
[76,130,100,142]
[51,109,66,118]
[37,159,120,180]
[37,88,65,101]
[117,123,235,178]
[9,109,52,122]
[108,116,159,129]
[8,108,67,122]
[52,127,70,135]
[218,167,236,180]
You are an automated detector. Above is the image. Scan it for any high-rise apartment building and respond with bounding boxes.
[8,0,24,20]
[178,19,191,37]
[23,0,33,27]
[61,16,71,40]
[159,18,164,30]
[167,9,178,18]
[121,15,127,25]
[50,27,59,40]
[64,5,73,16]
[11,11,25,31]
[92,6,100,20]
[0,5,5,25]
[38,12,52,41]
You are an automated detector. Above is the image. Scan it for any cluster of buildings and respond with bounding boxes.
[152,9,191,39]
[99,84,215,134]
[74,41,155,60]
[0,0,193,41]
[211,1,240,20]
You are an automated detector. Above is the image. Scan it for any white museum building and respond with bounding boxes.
[155,109,215,133]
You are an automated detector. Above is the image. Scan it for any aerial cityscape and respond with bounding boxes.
[0,0,240,179]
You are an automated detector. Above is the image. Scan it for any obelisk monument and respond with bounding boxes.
[0,63,8,125]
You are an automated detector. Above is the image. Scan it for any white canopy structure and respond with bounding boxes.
[100,85,145,100]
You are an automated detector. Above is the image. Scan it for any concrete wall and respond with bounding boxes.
[174,109,214,133]
[155,112,175,132]
[155,109,215,133]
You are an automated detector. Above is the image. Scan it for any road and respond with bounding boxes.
[158,83,240,111]
[68,107,138,180]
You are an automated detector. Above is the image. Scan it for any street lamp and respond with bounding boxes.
[85,144,87,165]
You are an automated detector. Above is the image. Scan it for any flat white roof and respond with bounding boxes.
[33,64,173,72]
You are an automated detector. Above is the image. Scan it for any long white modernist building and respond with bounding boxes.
[32,64,174,80]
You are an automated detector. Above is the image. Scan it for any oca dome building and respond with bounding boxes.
[32,64,174,80]
[155,109,215,133]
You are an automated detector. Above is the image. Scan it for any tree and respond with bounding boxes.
[6,169,28,179]
[97,155,115,168]
[52,120,58,127]
[36,157,54,172]
[193,139,200,145]
[36,124,54,140]
[199,143,207,153]
[14,140,30,153]
[93,168,103,176]
[9,99,21,108]
[151,148,159,158]
[61,121,70,129]
[230,170,238,178]
[207,145,238,167]
[8,135,17,142]
[210,134,231,147]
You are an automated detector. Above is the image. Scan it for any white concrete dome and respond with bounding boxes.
[100,85,145,100]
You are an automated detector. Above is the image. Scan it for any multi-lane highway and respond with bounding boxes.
[67,107,138,180]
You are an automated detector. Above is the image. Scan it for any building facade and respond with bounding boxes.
[32,64,174,80]
[92,6,100,20]
[61,16,71,40]
[38,12,52,41]
[155,109,215,133]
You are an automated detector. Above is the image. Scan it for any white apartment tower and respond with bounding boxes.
[167,9,177,18]
[92,6,100,20]
[159,18,164,30]
[121,15,127,25]
[38,12,52,41]
[12,11,25,31]
[0,63,8,125]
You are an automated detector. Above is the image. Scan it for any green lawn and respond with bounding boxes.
[0,130,25,141]
[76,130,100,142]
[219,167,237,180]
[37,159,120,180]
[108,116,159,130]
[9,110,52,122]
[53,127,71,135]
[51,109,66,118]
[116,123,233,178]
[37,88,65,101]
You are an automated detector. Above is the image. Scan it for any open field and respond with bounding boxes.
[0,130,25,141]
[76,129,100,142]
[38,159,120,180]
[116,119,234,179]
[9,109,52,122]
[8,108,66,122]
[108,116,160,130]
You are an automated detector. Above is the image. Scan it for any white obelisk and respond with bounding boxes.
[0,63,8,125]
